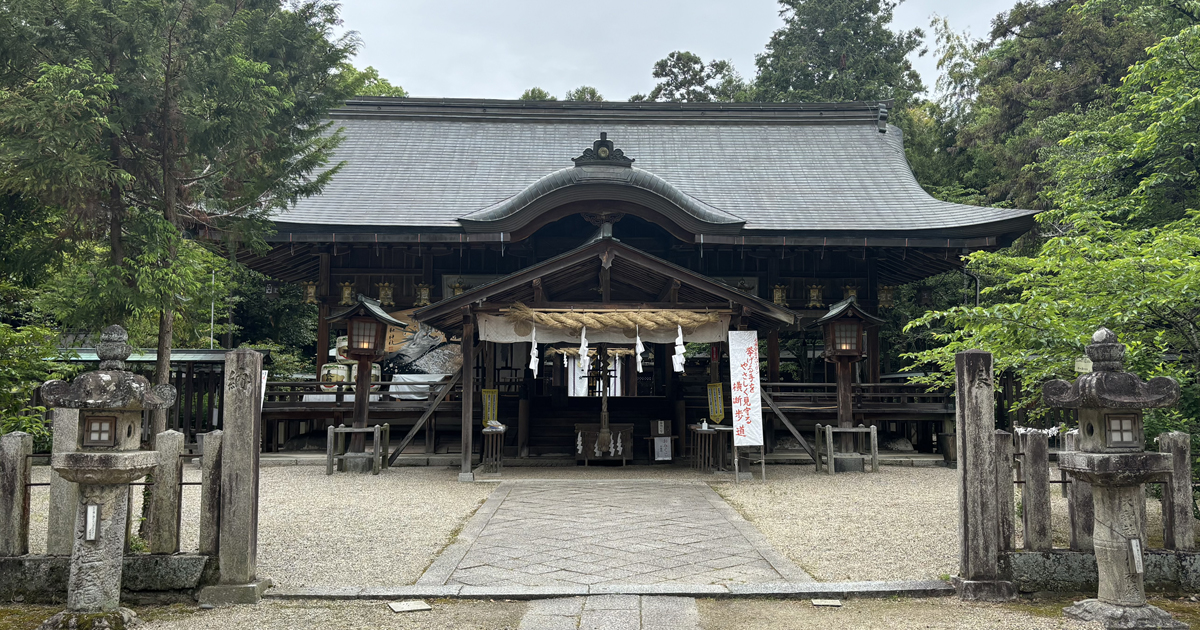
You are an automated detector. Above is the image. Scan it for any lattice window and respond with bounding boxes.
[834,323,859,350]
[84,417,116,447]
[1107,414,1137,446]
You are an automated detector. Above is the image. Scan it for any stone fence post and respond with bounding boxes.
[200,348,269,605]
[995,430,1014,552]
[1021,430,1052,552]
[0,432,32,557]
[148,430,184,554]
[954,350,1014,601]
[1159,431,1195,551]
[47,409,80,556]
[199,430,223,557]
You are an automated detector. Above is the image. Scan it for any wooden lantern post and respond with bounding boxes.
[326,295,406,457]
[814,297,883,453]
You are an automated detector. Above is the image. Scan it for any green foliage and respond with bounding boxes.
[903,23,1200,427]
[337,64,408,97]
[924,0,1187,209]
[753,0,926,103]
[519,87,557,101]
[0,324,72,451]
[564,85,604,102]
[632,51,748,103]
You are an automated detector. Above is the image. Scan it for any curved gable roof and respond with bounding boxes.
[271,98,1037,239]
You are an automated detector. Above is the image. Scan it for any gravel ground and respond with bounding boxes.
[697,597,1111,630]
[714,465,959,581]
[0,600,527,630]
[27,465,495,588]
[22,461,1180,588]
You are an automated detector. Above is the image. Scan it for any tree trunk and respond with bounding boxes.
[150,308,174,445]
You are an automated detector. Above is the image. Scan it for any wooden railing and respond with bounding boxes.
[262,377,461,410]
[759,382,953,412]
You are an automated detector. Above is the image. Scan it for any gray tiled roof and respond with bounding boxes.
[274,99,1035,235]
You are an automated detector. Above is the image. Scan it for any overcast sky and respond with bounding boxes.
[339,0,1016,101]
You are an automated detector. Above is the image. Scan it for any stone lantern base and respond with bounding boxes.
[38,608,138,630]
[1064,599,1188,629]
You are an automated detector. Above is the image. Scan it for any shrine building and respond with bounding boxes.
[229,97,1038,471]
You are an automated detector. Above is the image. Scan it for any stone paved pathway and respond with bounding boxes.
[419,480,811,587]
[518,595,699,630]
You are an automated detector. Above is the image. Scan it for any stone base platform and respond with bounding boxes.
[950,576,1017,602]
[198,579,273,606]
[1064,599,1188,629]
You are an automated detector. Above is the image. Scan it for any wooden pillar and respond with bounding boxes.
[350,357,371,453]
[767,330,780,453]
[315,251,331,375]
[518,342,531,458]
[836,358,853,452]
[484,342,496,390]
[866,326,881,383]
[460,307,475,481]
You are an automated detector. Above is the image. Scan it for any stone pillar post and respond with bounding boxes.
[1159,431,1195,551]
[148,430,184,554]
[1021,430,1052,552]
[200,348,270,605]
[67,483,130,612]
[953,350,1014,601]
[47,409,80,556]
[994,430,1014,552]
[199,430,223,557]
[0,431,32,557]
[1064,430,1094,552]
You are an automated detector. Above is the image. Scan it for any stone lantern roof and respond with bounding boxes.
[41,325,177,411]
[1043,328,1179,410]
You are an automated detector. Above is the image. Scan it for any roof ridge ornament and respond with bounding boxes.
[572,132,634,167]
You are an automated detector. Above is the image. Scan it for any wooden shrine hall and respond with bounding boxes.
[233,97,1039,470]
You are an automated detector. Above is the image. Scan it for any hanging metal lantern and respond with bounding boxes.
[414,283,433,307]
[300,281,319,305]
[843,285,859,300]
[878,285,896,309]
[450,279,470,296]
[807,284,824,308]
[918,287,934,307]
[773,284,788,306]
[338,282,355,306]
[376,282,395,307]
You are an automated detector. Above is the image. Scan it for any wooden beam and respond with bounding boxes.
[600,267,611,303]
[761,390,817,461]
[388,373,460,465]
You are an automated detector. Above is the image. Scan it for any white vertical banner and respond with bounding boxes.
[727,331,763,447]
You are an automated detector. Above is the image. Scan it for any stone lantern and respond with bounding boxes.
[1044,328,1185,629]
[37,325,176,629]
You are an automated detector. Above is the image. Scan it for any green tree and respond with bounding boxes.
[0,323,73,451]
[1,0,359,425]
[338,64,408,97]
[931,1,1186,209]
[753,0,926,103]
[519,87,557,101]
[564,85,604,102]
[903,22,1200,428]
[632,51,748,102]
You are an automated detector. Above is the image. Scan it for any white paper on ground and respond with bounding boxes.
[388,600,433,613]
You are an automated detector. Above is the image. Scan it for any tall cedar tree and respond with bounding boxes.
[753,0,925,103]
[0,0,360,437]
